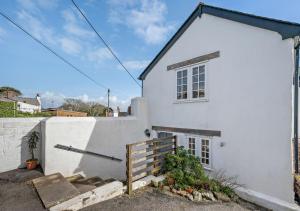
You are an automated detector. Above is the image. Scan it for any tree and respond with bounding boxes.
[61,98,106,116]
[0,86,22,97]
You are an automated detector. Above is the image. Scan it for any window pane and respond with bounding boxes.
[192,83,198,90]
[177,78,182,85]
[183,70,187,77]
[192,67,198,75]
[177,71,182,78]
[199,66,205,74]
[183,92,187,99]
[183,77,187,84]
[199,74,205,81]
[193,91,198,98]
[177,93,182,99]
[183,85,187,92]
[199,82,205,89]
[192,75,198,83]
[177,86,182,92]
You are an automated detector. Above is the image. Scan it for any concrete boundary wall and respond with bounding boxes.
[0,118,45,172]
[41,98,149,180]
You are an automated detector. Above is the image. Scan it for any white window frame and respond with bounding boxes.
[185,135,212,170]
[174,61,209,103]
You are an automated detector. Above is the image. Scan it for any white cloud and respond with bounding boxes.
[108,0,175,44]
[59,37,82,55]
[87,47,113,62]
[17,10,56,44]
[61,9,95,38]
[40,91,65,108]
[17,0,58,13]
[121,60,149,71]
[0,27,6,38]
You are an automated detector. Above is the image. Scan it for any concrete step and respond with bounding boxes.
[32,173,80,209]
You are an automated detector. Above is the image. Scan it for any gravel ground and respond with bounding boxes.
[81,187,267,211]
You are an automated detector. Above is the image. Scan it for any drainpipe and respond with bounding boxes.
[294,44,299,174]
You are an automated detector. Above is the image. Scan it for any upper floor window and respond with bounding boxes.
[175,63,207,102]
[177,69,187,100]
[192,65,205,98]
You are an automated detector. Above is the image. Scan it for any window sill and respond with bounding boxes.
[203,166,213,171]
[173,98,208,104]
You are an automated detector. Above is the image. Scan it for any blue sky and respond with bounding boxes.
[0,0,300,109]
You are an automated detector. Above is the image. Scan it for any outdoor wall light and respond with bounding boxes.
[144,129,151,137]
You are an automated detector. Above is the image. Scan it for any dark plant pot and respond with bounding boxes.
[26,159,38,170]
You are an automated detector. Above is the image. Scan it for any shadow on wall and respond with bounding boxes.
[20,118,50,170]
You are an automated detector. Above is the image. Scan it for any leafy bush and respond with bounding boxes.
[0,101,15,117]
[163,146,207,190]
[163,147,238,197]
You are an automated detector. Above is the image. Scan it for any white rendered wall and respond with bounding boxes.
[143,14,295,207]
[0,118,45,172]
[41,97,149,180]
[17,102,40,113]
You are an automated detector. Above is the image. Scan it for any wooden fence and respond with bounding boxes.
[126,135,177,195]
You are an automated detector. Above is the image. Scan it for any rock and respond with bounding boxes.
[192,190,202,201]
[163,186,170,192]
[171,188,178,194]
[186,193,194,201]
[201,191,216,201]
[213,192,231,202]
[177,190,188,197]
[152,175,165,188]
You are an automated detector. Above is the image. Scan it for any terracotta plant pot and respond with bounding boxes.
[26,159,38,170]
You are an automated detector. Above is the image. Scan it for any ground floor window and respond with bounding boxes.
[188,137,195,155]
[201,139,210,166]
[185,135,211,168]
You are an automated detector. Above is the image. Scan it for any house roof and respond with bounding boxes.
[0,97,15,103]
[138,3,300,80]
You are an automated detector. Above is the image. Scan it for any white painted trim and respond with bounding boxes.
[236,186,300,211]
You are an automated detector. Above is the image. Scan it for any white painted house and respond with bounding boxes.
[139,3,300,210]
[13,94,41,114]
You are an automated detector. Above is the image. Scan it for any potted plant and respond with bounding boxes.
[26,131,39,170]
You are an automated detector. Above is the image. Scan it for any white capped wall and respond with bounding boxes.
[41,97,149,180]
[143,13,295,207]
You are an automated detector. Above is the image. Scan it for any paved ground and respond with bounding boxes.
[0,168,46,211]
[0,169,266,211]
[82,187,267,211]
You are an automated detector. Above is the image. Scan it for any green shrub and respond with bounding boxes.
[0,101,15,117]
[163,147,207,190]
[163,146,237,197]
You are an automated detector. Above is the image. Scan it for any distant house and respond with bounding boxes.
[0,94,41,114]
[44,108,87,117]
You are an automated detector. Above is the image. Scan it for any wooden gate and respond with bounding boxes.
[126,136,177,194]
